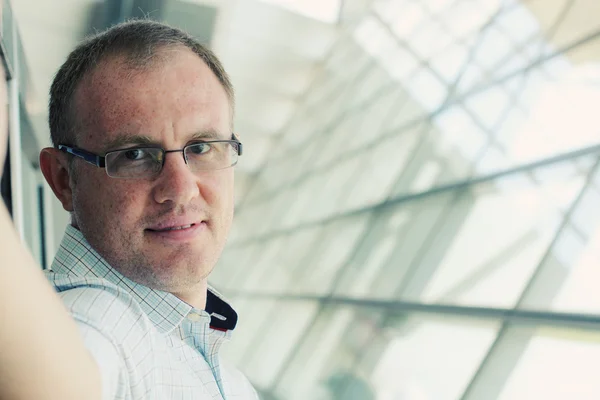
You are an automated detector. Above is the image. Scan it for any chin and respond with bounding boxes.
[155,261,210,285]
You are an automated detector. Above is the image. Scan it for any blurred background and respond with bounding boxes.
[4,0,600,398]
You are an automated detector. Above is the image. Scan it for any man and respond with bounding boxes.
[39,20,258,399]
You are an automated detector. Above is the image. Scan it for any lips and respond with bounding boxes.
[145,219,207,242]
[146,217,204,232]
[149,223,195,232]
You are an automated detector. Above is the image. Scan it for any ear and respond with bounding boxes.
[40,148,75,212]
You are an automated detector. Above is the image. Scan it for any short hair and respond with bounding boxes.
[49,19,234,147]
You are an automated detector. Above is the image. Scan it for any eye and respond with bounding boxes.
[123,148,148,160]
[188,143,211,155]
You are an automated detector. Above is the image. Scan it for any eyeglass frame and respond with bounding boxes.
[57,133,243,178]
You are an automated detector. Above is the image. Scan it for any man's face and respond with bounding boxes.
[69,48,234,296]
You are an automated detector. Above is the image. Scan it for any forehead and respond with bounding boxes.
[73,48,231,148]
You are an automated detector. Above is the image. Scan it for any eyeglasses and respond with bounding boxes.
[58,135,243,179]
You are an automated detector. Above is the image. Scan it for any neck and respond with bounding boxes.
[172,279,208,310]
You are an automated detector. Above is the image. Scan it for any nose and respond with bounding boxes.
[152,151,200,206]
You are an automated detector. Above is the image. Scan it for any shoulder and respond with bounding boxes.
[46,271,154,342]
[47,272,159,399]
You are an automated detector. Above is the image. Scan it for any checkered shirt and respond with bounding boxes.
[46,225,259,400]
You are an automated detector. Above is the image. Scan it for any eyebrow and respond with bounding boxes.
[189,129,225,141]
[102,129,228,152]
[102,134,156,152]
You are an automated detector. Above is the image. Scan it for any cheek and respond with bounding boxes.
[77,178,145,226]
[108,185,146,222]
[203,171,234,209]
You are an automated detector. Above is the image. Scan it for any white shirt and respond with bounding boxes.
[47,225,259,400]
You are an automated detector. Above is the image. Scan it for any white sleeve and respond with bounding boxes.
[75,320,126,400]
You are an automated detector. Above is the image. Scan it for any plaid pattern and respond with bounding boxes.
[47,225,258,400]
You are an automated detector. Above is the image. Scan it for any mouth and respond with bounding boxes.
[147,223,196,232]
[145,221,207,242]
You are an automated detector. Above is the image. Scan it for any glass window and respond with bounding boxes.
[272,306,500,400]
[439,0,502,40]
[404,67,448,110]
[433,105,489,162]
[429,42,469,83]
[342,88,402,154]
[258,0,342,23]
[415,172,586,308]
[291,215,370,295]
[497,327,600,400]
[219,1,600,397]
[273,305,357,400]
[342,124,423,211]
[473,27,515,70]
[370,316,499,400]
[463,85,512,131]
[408,18,453,59]
[377,0,427,39]
[337,190,459,299]
[238,301,321,388]
[378,43,420,82]
[494,2,541,43]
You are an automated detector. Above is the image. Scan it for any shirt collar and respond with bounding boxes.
[52,225,238,334]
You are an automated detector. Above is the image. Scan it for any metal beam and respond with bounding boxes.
[228,292,600,331]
